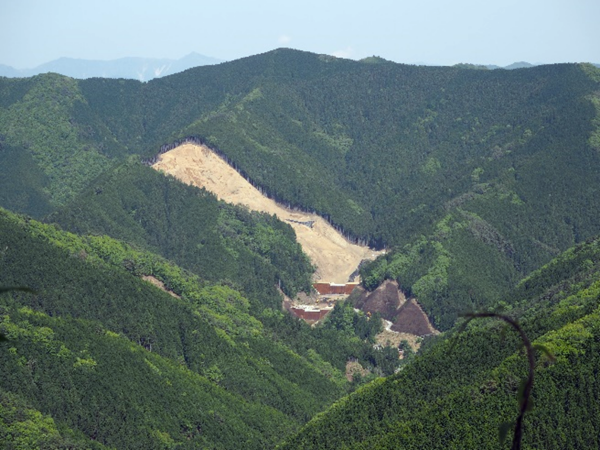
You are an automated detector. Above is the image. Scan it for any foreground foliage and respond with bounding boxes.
[0,208,351,448]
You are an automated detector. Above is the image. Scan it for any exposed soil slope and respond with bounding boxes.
[375,327,422,353]
[391,299,437,336]
[353,280,438,337]
[142,275,180,298]
[353,280,406,320]
[152,143,383,283]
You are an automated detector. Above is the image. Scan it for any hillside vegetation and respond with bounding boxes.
[279,237,600,449]
[1,50,599,331]
[1,49,600,448]
[0,207,356,448]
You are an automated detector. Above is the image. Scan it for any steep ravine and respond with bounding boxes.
[152,143,383,284]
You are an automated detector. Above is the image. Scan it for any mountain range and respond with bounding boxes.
[5,52,597,83]
[0,52,221,81]
[1,48,600,448]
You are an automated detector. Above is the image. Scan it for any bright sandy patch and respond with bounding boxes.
[375,328,422,353]
[152,143,383,283]
[142,275,180,298]
[345,360,370,382]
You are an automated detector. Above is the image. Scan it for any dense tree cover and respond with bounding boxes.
[0,142,53,217]
[0,390,108,450]
[322,301,383,344]
[2,50,600,332]
[0,74,126,206]
[49,160,314,304]
[278,237,600,449]
[1,49,600,447]
[0,208,350,448]
[47,165,402,376]
[0,304,296,449]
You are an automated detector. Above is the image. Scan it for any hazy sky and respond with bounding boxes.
[1,0,599,68]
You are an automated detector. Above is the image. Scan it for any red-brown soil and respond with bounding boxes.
[353,280,406,321]
[391,299,437,336]
[352,280,437,337]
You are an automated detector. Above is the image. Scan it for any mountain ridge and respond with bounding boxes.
[0,52,222,81]
[2,49,599,332]
[1,47,600,448]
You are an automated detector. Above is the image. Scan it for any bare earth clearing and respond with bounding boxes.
[376,326,422,353]
[142,275,180,298]
[154,144,427,358]
[153,143,383,284]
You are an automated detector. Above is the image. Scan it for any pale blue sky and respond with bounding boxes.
[1,0,599,68]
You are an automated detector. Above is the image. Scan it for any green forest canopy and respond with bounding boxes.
[2,51,599,332]
[1,49,600,448]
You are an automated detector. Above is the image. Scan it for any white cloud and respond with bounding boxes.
[331,47,354,59]
[278,35,292,44]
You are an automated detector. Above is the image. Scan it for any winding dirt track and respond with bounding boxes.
[152,143,383,283]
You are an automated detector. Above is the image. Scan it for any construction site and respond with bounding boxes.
[152,142,436,350]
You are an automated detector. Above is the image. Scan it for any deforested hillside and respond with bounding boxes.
[151,142,383,283]
[46,162,397,378]
[278,237,600,449]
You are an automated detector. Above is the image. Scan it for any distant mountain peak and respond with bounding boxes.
[503,61,536,70]
[359,56,394,64]
[0,53,222,81]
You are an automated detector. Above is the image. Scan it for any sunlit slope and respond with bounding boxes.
[153,143,383,283]
[3,51,600,330]
[0,208,347,449]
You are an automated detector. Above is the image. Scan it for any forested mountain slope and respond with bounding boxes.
[1,47,600,449]
[279,237,600,449]
[1,50,599,332]
[0,208,348,448]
